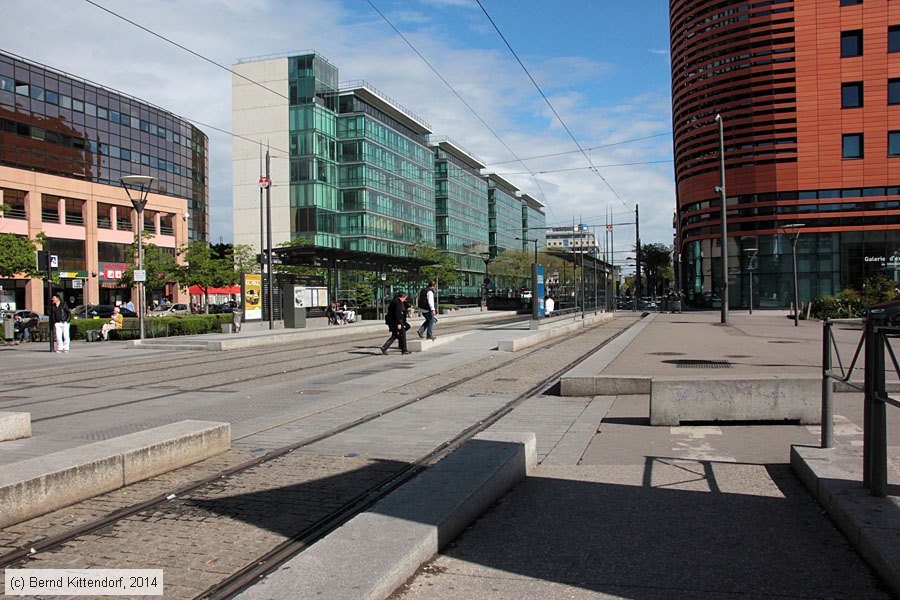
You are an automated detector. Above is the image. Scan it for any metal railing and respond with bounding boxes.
[822,318,898,497]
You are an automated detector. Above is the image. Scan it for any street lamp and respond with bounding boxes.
[120,175,156,342]
[743,247,758,314]
[715,113,729,325]
[516,237,539,320]
[780,223,804,326]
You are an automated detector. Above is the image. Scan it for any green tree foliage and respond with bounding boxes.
[175,241,240,312]
[639,243,673,297]
[0,234,40,278]
[810,275,898,319]
[487,249,533,283]
[116,231,178,292]
[409,243,460,287]
[273,237,321,276]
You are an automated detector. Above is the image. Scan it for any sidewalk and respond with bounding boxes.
[394,310,900,599]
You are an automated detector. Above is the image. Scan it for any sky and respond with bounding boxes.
[2,0,674,262]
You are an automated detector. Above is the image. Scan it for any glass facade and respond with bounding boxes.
[522,197,546,252]
[336,89,435,255]
[433,142,489,300]
[0,51,209,241]
[489,176,524,257]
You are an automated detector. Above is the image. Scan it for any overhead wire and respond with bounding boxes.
[474,0,630,209]
[484,132,672,166]
[498,159,672,176]
[364,0,560,224]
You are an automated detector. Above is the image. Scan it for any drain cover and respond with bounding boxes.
[649,352,685,356]
[664,359,732,368]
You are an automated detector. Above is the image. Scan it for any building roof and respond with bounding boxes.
[272,245,436,274]
[519,193,546,211]
[484,172,520,196]
[429,136,486,169]
[339,81,432,135]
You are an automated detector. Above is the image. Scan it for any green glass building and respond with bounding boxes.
[488,173,525,257]
[521,193,547,252]
[431,137,489,300]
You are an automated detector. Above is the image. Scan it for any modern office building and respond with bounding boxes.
[0,51,205,311]
[232,52,435,257]
[671,0,900,309]
[487,173,525,258]
[233,52,547,303]
[431,137,489,300]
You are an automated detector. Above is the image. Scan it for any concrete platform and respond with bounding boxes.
[0,420,230,528]
[0,412,30,441]
[406,331,473,352]
[792,444,900,597]
[498,312,614,352]
[236,431,536,600]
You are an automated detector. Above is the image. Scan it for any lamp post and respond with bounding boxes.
[120,175,156,342]
[744,247,758,314]
[715,113,729,325]
[780,224,804,326]
[516,237,539,320]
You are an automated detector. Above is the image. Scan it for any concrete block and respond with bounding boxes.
[650,376,820,425]
[406,332,472,353]
[237,431,536,600]
[499,312,613,352]
[561,375,652,397]
[0,412,31,441]
[0,420,230,528]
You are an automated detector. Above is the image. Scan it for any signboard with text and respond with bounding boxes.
[243,273,262,320]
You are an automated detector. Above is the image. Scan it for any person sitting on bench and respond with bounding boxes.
[101,307,123,340]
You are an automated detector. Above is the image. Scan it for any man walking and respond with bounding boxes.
[381,291,411,355]
[416,280,438,340]
[49,293,71,353]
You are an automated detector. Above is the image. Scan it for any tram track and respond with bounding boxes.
[0,317,526,418]
[0,315,638,598]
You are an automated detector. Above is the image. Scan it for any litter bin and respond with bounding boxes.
[231,309,243,334]
[3,313,14,342]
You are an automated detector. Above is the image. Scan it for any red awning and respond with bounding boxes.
[188,285,240,295]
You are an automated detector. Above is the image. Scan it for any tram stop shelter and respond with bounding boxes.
[272,245,438,317]
[544,250,616,313]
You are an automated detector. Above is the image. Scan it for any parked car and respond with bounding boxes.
[149,303,190,317]
[1,309,49,322]
[863,298,900,324]
[71,305,137,320]
[207,303,234,314]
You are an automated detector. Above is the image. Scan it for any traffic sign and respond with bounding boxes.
[50,255,58,268]
[134,269,147,282]
[259,177,270,188]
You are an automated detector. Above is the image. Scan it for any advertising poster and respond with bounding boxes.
[536,265,545,317]
[243,273,262,320]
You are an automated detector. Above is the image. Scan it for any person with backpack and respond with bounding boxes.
[416,280,438,340]
[381,291,411,355]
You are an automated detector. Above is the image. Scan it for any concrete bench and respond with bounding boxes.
[0,412,31,442]
[650,376,820,426]
[0,420,230,528]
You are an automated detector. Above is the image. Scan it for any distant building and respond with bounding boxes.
[0,51,206,311]
[546,225,600,256]
[671,0,900,309]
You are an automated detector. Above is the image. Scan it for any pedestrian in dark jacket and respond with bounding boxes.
[381,291,411,355]
[49,293,72,353]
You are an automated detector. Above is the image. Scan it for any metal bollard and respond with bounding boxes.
[821,320,834,449]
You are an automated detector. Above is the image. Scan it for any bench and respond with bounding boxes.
[108,322,140,340]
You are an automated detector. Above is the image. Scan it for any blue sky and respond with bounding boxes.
[3,0,674,260]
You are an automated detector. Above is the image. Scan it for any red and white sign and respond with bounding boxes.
[259,177,270,188]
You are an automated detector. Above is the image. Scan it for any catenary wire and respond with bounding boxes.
[474,0,629,210]
[484,132,673,166]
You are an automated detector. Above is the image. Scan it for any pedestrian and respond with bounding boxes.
[416,280,438,340]
[124,298,135,312]
[49,293,71,353]
[381,291,411,355]
[101,307,123,340]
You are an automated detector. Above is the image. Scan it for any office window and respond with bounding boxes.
[890,79,900,104]
[842,82,863,107]
[843,133,864,159]
[891,26,900,53]
[841,0,862,5]
[842,30,863,57]
[890,132,900,156]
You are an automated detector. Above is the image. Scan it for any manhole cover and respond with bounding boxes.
[663,359,732,368]
[649,352,685,356]
[494,378,517,382]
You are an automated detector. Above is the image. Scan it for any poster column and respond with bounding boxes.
[242,273,262,321]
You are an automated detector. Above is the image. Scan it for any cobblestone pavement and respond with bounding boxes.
[0,315,639,599]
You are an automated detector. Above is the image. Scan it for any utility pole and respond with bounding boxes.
[716,113,729,325]
[635,204,642,310]
[265,146,274,329]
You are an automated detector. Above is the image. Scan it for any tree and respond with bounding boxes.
[0,234,40,279]
[640,243,673,298]
[175,241,239,313]
[488,249,533,291]
[231,244,258,274]
[116,231,178,297]
[408,243,460,288]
